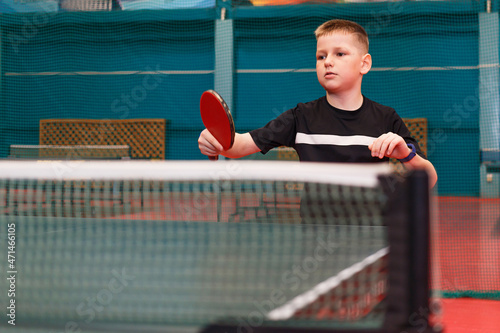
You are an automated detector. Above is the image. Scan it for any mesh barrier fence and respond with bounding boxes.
[0,0,497,301]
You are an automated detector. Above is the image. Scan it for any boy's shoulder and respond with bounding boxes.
[363,96,396,112]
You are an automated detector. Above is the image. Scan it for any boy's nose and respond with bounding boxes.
[324,55,334,67]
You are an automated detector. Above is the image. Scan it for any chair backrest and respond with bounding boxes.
[401,117,427,156]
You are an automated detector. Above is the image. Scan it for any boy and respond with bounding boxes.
[198,19,437,187]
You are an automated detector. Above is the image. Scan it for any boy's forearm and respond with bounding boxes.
[403,154,438,188]
[221,132,260,159]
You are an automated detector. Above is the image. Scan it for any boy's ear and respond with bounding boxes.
[360,53,372,75]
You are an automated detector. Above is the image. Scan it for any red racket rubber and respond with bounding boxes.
[200,90,235,161]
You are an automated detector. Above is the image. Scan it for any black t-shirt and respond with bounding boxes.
[250,95,426,224]
[249,95,425,162]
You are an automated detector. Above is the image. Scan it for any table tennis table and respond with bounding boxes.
[0,218,388,333]
[0,162,435,333]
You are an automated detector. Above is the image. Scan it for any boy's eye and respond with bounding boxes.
[337,52,345,57]
[317,55,326,60]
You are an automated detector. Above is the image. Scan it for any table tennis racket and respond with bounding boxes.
[200,90,235,161]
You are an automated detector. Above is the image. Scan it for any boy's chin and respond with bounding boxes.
[318,80,340,93]
[322,86,341,95]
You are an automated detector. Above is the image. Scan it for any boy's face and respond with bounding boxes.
[316,32,370,95]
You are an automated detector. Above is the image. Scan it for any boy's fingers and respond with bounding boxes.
[385,135,409,159]
[370,133,412,159]
[386,140,397,156]
[205,129,224,151]
[370,133,388,157]
[379,141,389,158]
[370,133,401,159]
[378,136,394,158]
[198,129,224,156]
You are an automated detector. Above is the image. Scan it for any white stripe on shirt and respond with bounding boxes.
[295,133,376,146]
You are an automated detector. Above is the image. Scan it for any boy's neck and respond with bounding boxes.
[326,92,364,111]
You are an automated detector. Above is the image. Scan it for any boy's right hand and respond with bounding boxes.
[198,129,224,158]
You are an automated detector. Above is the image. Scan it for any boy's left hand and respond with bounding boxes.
[368,132,411,160]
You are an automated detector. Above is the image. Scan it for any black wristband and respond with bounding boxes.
[398,143,416,163]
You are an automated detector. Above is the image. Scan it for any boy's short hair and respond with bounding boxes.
[315,19,369,53]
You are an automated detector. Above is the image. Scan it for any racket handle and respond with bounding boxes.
[209,155,219,161]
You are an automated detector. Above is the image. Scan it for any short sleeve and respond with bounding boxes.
[249,108,297,154]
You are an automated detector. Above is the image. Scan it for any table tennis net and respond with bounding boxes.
[0,160,434,333]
